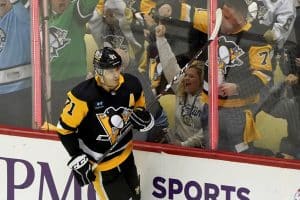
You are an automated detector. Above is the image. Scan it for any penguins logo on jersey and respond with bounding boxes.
[217,36,245,75]
[49,26,71,61]
[96,106,131,144]
[0,28,6,53]
[103,35,127,50]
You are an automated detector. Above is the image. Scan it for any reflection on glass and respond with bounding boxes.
[0,0,31,128]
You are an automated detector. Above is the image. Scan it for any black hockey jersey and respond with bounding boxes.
[193,9,273,107]
[57,73,146,171]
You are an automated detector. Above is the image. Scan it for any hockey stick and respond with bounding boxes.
[94,122,133,167]
[41,0,52,124]
[149,8,223,107]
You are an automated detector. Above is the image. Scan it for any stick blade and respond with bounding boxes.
[209,8,222,41]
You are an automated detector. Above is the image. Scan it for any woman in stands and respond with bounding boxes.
[155,24,208,148]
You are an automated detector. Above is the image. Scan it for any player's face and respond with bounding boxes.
[183,67,201,95]
[50,0,70,14]
[100,67,121,90]
[0,0,12,17]
[221,5,246,34]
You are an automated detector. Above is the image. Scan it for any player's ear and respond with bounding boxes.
[95,74,103,86]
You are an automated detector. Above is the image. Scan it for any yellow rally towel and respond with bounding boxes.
[243,109,261,143]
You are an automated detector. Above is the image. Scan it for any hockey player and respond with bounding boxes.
[56,47,154,199]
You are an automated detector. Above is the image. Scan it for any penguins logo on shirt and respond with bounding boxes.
[96,106,131,144]
[217,36,245,75]
[49,26,71,61]
[0,28,6,53]
[103,35,127,50]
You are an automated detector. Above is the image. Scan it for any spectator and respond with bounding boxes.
[56,47,154,199]
[0,0,31,128]
[47,0,98,123]
[247,0,296,49]
[193,0,274,155]
[137,0,207,95]
[155,24,208,148]
[88,0,142,52]
[250,0,300,159]
[264,1,300,159]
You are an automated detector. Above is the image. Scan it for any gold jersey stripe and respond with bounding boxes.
[59,92,88,132]
[193,9,208,33]
[94,142,133,171]
[93,172,109,200]
[134,91,146,108]
[201,93,259,108]
[180,3,191,22]
[95,0,105,14]
[252,70,271,85]
[140,0,156,14]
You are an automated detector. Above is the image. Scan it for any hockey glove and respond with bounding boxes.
[130,107,154,132]
[67,154,96,186]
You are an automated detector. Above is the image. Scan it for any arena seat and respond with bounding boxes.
[84,34,98,73]
[158,94,176,129]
